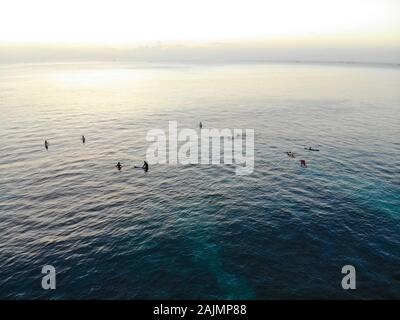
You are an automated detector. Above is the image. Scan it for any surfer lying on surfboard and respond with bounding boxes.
[304,147,320,151]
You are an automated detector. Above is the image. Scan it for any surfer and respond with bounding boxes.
[44,140,49,150]
[134,161,149,172]
[116,162,122,170]
[82,135,86,144]
[199,122,203,129]
[305,147,319,151]
[286,152,295,158]
[300,160,307,168]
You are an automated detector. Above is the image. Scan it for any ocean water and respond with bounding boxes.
[0,62,399,299]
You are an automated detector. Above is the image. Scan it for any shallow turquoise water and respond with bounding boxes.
[0,62,399,299]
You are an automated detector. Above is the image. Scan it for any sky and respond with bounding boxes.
[0,0,399,63]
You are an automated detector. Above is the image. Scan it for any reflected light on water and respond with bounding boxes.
[53,68,155,88]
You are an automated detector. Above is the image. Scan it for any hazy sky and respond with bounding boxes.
[0,0,399,63]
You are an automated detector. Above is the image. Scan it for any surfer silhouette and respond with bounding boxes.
[116,162,122,170]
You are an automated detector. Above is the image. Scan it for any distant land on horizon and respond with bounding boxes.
[1,42,400,65]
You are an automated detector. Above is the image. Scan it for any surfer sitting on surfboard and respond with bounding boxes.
[116,162,122,170]
[134,161,149,172]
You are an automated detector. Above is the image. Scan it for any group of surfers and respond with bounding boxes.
[44,135,149,172]
[286,146,320,168]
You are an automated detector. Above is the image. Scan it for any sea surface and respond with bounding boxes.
[0,62,399,299]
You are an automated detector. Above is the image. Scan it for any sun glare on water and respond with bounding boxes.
[53,68,157,87]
